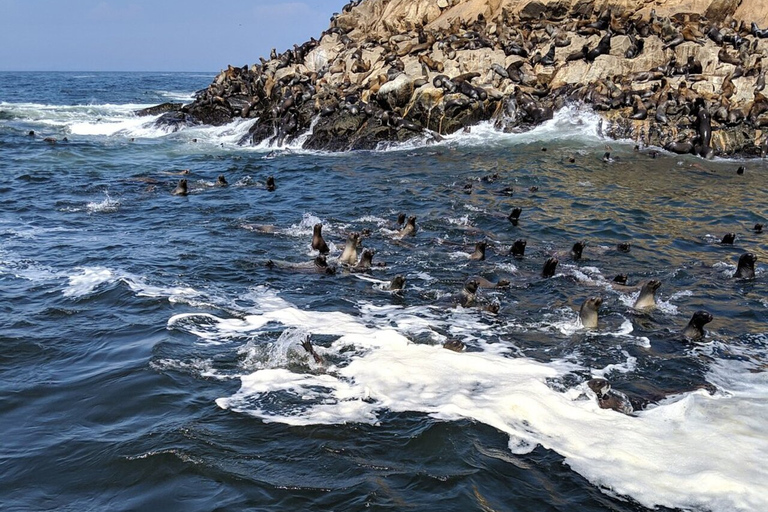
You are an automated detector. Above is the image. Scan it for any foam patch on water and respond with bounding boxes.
[85,191,120,213]
[189,299,768,512]
[63,267,115,297]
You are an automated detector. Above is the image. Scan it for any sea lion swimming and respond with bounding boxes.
[510,239,526,258]
[216,175,228,186]
[633,279,661,310]
[443,339,466,352]
[720,233,736,245]
[571,241,586,260]
[579,296,602,329]
[265,255,337,275]
[617,242,631,253]
[587,378,634,415]
[542,257,559,278]
[470,276,510,289]
[755,223,764,233]
[339,232,361,265]
[266,176,276,192]
[172,178,189,196]
[470,241,487,261]
[508,208,522,225]
[681,310,713,340]
[353,248,375,271]
[388,275,405,292]
[301,335,324,364]
[312,223,330,254]
[734,252,757,279]
[459,279,480,307]
[397,216,417,237]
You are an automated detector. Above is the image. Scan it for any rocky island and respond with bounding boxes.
[144,0,768,157]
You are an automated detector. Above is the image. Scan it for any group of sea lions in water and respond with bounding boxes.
[146,0,768,156]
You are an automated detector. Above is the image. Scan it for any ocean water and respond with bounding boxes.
[1,71,766,512]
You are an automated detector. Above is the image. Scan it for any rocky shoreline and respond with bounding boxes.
[142,0,768,157]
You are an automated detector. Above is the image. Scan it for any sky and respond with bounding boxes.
[0,0,344,71]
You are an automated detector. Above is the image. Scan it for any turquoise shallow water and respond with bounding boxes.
[1,72,767,512]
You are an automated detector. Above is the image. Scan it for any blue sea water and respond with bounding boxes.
[1,71,767,512]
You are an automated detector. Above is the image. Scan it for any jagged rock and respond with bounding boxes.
[135,102,183,117]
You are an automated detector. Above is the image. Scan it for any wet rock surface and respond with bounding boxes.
[143,0,768,157]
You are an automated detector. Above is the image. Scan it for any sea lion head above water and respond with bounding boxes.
[587,378,634,415]
[681,310,713,340]
[470,241,487,261]
[389,275,405,292]
[734,252,757,279]
[720,233,736,245]
[634,279,661,309]
[510,239,527,258]
[339,232,361,265]
[579,296,602,329]
[571,240,586,260]
[266,176,276,191]
[216,175,228,186]
[398,216,417,237]
[312,223,330,254]
[172,178,188,196]
[508,207,522,225]
[542,257,559,278]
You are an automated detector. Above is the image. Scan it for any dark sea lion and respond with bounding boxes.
[542,257,559,278]
[579,296,602,329]
[510,239,527,258]
[43,137,57,144]
[398,216,417,237]
[617,242,631,253]
[631,95,648,120]
[266,176,276,191]
[720,233,736,245]
[312,223,330,254]
[734,252,757,279]
[339,232,361,265]
[265,255,336,275]
[172,178,189,196]
[216,175,228,186]
[613,274,628,285]
[301,335,324,364]
[681,310,713,340]
[443,339,466,352]
[695,106,714,158]
[634,279,661,310]
[388,275,405,292]
[508,207,522,225]
[571,241,586,260]
[470,241,487,261]
[736,166,745,175]
[28,130,35,137]
[460,279,480,307]
[587,378,634,415]
[755,223,764,233]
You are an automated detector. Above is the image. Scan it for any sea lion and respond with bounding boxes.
[216,175,228,186]
[353,248,375,271]
[471,276,510,289]
[265,255,336,275]
[681,310,713,340]
[720,233,736,245]
[587,378,634,415]
[695,106,714,159]
[459,279,480,307]
[617,242,631,253]
[398,216,417,237]
[266,176,276,191]
[339,232,361,265]
[736,166,745,175]
[571,241,586,260]
[579,296,602,329]
[443,339,466,352]
[470,241,487,261]
[171,179,189,196]
[542,257,559,278]
[633,279,661,310]
[755,223,764,233]
[613,274,628,285]
[388,275,405,292]
[508,207,522,225]
[734,252,757,279]
[510,239,526,258]
[301,335,324,364]
[312,223,330,254]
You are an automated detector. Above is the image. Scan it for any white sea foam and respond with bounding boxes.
[172,294,768,512]
[63,267,115,298]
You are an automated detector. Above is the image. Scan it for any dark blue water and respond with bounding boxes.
[1,72,767,512]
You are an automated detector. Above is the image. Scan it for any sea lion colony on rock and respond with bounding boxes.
[147,0,768,157]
